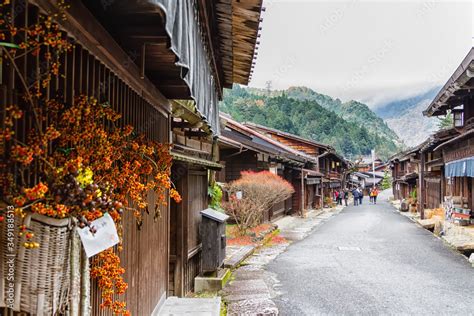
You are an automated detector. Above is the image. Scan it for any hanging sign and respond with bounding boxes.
[77,213,119,258]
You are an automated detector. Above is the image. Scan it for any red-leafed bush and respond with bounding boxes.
[223,171,294,235]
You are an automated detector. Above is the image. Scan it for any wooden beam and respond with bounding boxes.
[172,121,195,129]
[151,78,187,87]
[184,131,209,138]
[116,25,168,38]
[159,87,191,100]
[31,0,171,116]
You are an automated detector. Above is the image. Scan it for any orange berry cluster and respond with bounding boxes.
[23,182,49,201]
[11,145,35,165]
[31,202,70,218]
[170,188,182,203]
[91,248,129,315]
[19,225,40,249]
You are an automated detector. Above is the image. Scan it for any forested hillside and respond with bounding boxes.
[221,86,402,160]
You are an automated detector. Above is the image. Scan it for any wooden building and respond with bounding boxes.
[355,156,384,172]
[420,48,474,222]
[0,0,263,314]
[389,147,421,201]
[218,115,323,220]
[246,123,350,202]
[351,171,383,193]
[414,128,458,212]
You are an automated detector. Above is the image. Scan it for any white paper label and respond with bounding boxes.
[77,213,119,258]
[236,191,243,200]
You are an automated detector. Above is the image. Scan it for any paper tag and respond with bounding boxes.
[76,213,119,258]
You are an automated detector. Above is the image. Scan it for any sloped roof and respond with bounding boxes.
[215,0,263,86]
[220,114,318,165]
[245,122,332,151]
[424,48,474,117]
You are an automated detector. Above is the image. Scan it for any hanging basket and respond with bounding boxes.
[0,212,72,315]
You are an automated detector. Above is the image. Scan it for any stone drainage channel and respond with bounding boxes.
[221,205,346,316]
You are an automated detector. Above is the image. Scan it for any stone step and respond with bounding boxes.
[224,245,256,269]
[227,298,278,316]
[157,297,221,316]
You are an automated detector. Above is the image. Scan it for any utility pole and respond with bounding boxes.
[371,149,376,188]
[265,80,272,93]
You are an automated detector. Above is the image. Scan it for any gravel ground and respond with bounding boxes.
[267,190,474,315]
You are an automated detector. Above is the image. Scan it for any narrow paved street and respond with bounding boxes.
[267,191,474,315]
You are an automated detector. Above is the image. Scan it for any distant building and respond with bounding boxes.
[218,114,324,219]
[355,155,384,172]
[244,123,351,201]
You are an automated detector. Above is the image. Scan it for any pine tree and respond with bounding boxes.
[381,169,392,190]
[437,111,453,130]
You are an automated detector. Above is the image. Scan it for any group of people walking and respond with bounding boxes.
[333,189,350,206]
[333,187,379,207]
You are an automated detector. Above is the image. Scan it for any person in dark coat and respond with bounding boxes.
[343,189,349,206]
[338,189,344,205]
[358,187,364,205]
[352,188,359,206]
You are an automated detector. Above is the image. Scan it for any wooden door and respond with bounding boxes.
[169,164,188,297]
[169,165,207,296]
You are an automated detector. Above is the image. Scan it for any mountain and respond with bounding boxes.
[374,87,439,119]
[374,87,440,147]
[278,87,401,144]
[220,86,402,160]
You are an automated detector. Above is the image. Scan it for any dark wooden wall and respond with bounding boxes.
[283,168,294,215]
[292,174,302,215]
[306,184,315,209]
[221,149,258,182]
[425,179,441,209]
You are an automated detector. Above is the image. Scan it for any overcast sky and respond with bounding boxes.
[250,0,473,108]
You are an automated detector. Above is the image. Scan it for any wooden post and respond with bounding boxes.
[419,151,426,219]
[80,250,90,316]
[301,167,305,217]
[140,43,146,79]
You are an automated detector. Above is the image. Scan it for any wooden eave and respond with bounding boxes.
[171,100,212,137]
[432,128,474,152]
[33,0,171,115]
[424,48,474,117]
[220,115,312,164]
[215,0,264,86]
[80,0,194,101]
[245,122,332,152]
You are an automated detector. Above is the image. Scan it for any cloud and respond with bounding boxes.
[250,0,472,108]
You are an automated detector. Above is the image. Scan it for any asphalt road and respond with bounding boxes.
[267,190,474,315]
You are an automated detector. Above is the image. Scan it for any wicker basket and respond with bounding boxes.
[0,212,72,315]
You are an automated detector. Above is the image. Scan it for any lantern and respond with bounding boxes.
[452,109,464,128]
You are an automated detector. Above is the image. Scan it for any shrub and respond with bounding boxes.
[223,171,294,235]
[381,169,392,190]
[324,196,335,208]
[208,182,223,210]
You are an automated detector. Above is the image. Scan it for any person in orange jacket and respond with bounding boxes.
[371,187,379,204]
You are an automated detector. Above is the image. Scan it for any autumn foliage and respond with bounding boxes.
[223,171,294,234]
